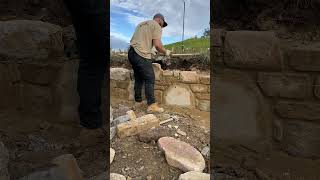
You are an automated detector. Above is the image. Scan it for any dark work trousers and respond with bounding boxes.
[128,47,156,105]
[64,0,107,129]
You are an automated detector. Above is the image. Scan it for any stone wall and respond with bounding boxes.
[110,64,210,112]
[212,28,320,159]
[0,20,79,122]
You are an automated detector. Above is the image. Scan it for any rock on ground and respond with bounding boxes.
[0,142,9,180]
[158,137,205,172]
[110,173,126,180]
[110,148,115,164]
[178,171,210,180]
[138,126,171,143]
[20,154,84,180]
[51,154,84,180]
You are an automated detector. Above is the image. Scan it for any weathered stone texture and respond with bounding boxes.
[258,73,312,99]
[224,31,282,70]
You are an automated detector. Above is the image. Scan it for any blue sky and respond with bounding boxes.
[110,0,210,50]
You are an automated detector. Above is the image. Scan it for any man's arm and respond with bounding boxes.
[153,39,166,54]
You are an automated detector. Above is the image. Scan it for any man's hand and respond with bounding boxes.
[165,49,172,57]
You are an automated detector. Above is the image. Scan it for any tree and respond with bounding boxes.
[202,27,210,38]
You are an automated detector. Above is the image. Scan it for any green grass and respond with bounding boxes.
[164,37,209,53]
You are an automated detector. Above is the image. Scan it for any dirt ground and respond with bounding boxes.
[0,109,108,180]
[110,99,210,179]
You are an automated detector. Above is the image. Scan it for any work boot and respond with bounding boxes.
[147,103,164,114]
[133,101,146,110]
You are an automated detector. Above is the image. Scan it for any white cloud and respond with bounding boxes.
[111,0,210,40]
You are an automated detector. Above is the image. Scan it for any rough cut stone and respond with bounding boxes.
[111,115,130,127]
[117,114,160,138]
[282,120,320,158]
[155,90,163,103]
[197,100,210,112]
[275,101,320,121]
[152,63,163,81]
[258,72,312,99]
[164,85,194,106]
[110,68,130,81]
[180,71,199,83]
[163,70,173,77]
[224,31,282,70]
[195,93,210,100]
[212,70,267,142]
[0,20,64,60]
[287,46,320,71]
[199,75,210,85]
[126,110,136,120]
[178,171,210,180]
[51,154,84,180]
[0,142,9,180]
[190,84,208,93]
[110,148,115,164]
[158,137,205,172]
[110,173,126,180]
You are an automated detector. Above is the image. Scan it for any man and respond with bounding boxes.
[128,13,171,113]
[63,0,107,130]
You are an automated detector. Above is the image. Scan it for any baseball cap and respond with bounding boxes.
[153,13,168,27]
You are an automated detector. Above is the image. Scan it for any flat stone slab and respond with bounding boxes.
[158,137,205,172]
[178,171,210,180]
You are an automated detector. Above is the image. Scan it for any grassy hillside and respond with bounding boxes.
[164,37,209,53]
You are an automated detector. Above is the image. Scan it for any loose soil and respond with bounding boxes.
[110,99,210,179]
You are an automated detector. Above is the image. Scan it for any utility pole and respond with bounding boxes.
[182,0,185,52]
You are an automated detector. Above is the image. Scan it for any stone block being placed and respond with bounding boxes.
[117,114,160,138]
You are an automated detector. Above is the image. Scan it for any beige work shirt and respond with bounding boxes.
[130,20,162,59]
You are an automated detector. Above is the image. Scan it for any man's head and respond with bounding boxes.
[153,13,167,28]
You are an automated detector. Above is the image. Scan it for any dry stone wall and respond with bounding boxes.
[110,64,210,112]
[212,28,320,159]
[0,20,79,122]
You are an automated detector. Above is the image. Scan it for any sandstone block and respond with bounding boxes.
[190,84,208,93]
[199,75,210,85]
[224,31,282,70]
[180,71,199,83]
[110,68,130,81]
[152,63,163,81]
[0,20,64,60]
[275,101,320,121]
[286,46,320,71]
[195,93,210,100]
[164,85,194,107]
[198,100,210,112]
[117,114,160,138]
[258,72,312,99]
[51,154,84,180]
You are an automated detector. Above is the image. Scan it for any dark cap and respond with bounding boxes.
[153,13,168,27]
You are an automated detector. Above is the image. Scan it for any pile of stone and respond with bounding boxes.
[109,106,210,179]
